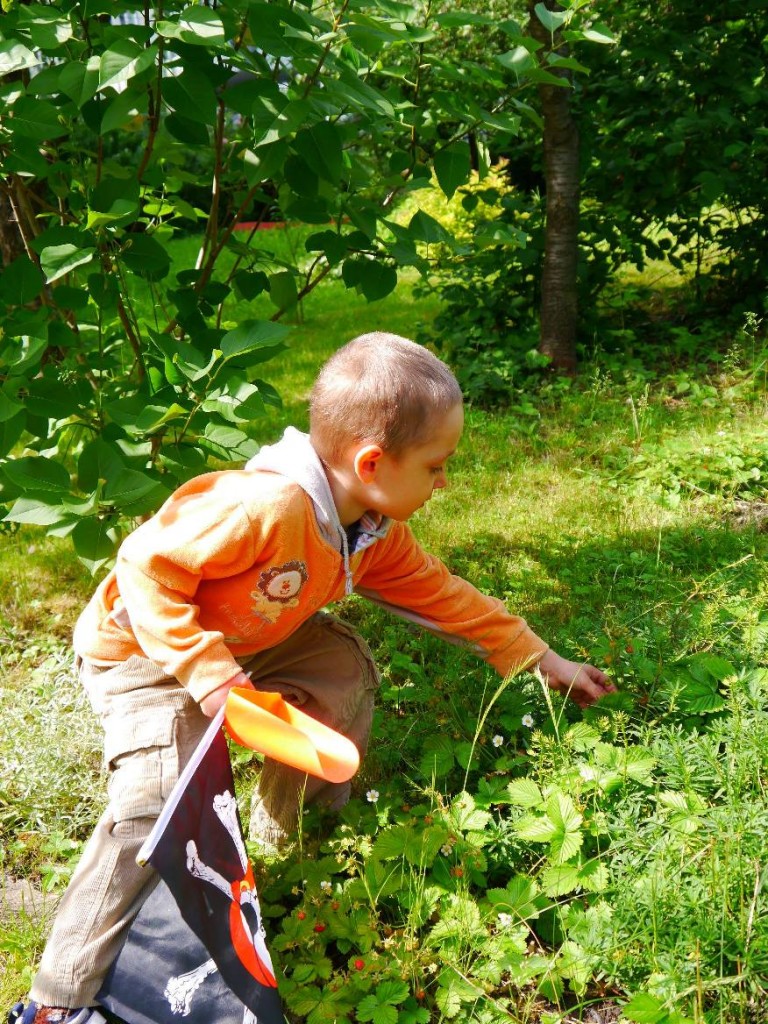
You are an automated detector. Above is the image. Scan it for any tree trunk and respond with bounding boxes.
[528,0,580,372]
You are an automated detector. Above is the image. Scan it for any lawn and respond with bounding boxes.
[2,260,768,1024]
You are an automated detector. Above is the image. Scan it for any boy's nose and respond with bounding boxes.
[432,474,447,491]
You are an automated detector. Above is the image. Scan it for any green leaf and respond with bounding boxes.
[433,12,497,27]
[534,3,569,33]
[327,67,395,118]
[541,863,581,896]
[0,40,41,76]
[408,210,451,245]
[547,792,584,863]
[87,273,119,311]
[119,234,170,281]
[485,875,542,920]
[507,778,543,808]
[59,59,101,108]
[356,997,397,1024]
[72,517,118,562]
[622,993,669,1024]
[2,335,47,376]
[77,439,126,493]
[418,735,455,778]
[0,411,26,459]
[164,112,210,145]
[0,390,25,426]
[163,70,218,126]
[374,979,409,1005]
[220,321,291,361]
[0,255,43,305]
[3,497,70,527]
[434,985,461,1019]
[2,456,71,495]
[449,793,491,832]
[268,271,298,313]
[398,1002,430,1024]
[305,231,347,267]
[40,244,96,284]
[515,813,556,842]
[558,940,592,996]
[433,144,471,201]
[7,97,63,140]
[293,122,344,185]
[496,46,536,77]
[241,141,290,185]
[52,284,89,311]
[341,259,397,302]
[15,6,73,49]
[565,722,601,751]
[686,652,736,682]
[372,826,407,860]
[578,857,608,892]
[87,199,138,230]
[200,424,259,461]
[346,201,378,241]
[247,2,323,59]
[232,270,270,301]
[135,403,189,433]
[101,88,149,135]
[580,25,615,45]
[547,53,590,75]
[26,376,86,420]
[99,41,158,93]
[156,7,227,46]
[622,747,656,784]
[251,95,311,148]
[88,176,140,229]
[103,469,168,514]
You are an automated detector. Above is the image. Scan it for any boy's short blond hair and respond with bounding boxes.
[310,332,463,463]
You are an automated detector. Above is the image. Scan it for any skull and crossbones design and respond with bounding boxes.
[163,790,276,1019]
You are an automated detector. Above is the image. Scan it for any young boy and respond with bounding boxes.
[13,332,613,1024]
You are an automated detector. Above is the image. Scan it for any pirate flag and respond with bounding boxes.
[98,708,284,1024]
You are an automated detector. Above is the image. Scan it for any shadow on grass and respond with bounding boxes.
[443,517,768,664]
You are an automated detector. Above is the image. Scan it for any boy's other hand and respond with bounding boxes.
[199,671,255,717]
[535,650,616,708]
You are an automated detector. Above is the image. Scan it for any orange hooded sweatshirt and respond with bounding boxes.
[74,429,548,703]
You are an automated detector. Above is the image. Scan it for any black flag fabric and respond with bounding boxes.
[98,709,284,1024]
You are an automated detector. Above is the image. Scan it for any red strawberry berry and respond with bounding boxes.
[353,959,365,971]
[297,911,306,920]
[313,923,326,933]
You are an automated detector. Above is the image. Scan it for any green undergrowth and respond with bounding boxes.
[3,305,768,1023]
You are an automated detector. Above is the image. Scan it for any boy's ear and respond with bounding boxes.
[353,444,384,483]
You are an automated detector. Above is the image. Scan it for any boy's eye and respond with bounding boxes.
[430,466,444,475]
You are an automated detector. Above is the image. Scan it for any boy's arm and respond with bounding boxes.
[358,524,613,707]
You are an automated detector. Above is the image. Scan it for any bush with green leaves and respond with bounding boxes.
[0,0,608,569]
[408,176,548,405]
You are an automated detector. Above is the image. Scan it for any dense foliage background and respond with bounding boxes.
[2,3,768,1023]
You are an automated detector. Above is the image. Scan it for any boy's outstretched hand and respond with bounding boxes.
[535,649,616,708]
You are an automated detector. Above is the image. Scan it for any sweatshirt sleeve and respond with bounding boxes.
[114,473,261,702]
[356,523,548,677]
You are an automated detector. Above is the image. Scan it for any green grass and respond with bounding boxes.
[2,269,768,1021]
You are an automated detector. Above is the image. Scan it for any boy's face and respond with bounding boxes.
[360,403,464,522]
